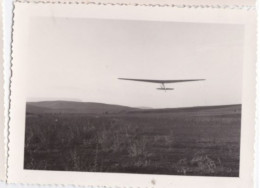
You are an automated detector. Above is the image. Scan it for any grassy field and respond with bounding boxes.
[24,103,241,177]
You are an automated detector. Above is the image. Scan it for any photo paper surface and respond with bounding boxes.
[0,0,6,181]
[25,0,256,8]
[8,2,256,187]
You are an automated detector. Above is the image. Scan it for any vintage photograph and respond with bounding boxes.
[23,17,244,177]
[8,3,256,187]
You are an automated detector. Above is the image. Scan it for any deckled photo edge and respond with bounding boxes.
[15,0,256,10]
[0,0,6,182]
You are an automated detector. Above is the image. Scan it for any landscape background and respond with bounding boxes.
[24,101,241,176]
[23,18,244,177]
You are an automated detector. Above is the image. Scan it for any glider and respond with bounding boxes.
[118,78,205,92]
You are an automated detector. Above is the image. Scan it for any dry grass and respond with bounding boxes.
[24,106,241,176]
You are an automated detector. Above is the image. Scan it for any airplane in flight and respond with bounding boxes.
[118,78,205,92]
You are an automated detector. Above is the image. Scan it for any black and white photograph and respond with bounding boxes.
[7,3,256,187]
[23,17,244,177]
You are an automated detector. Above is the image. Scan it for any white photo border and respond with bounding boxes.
[17,0,257,9]
[0,0,6,181]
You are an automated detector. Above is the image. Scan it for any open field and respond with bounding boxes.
[24,102,241,176]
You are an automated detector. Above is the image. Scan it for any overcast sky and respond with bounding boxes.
[26,18,244,108]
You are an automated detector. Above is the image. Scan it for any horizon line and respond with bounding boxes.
[26,99,242,110]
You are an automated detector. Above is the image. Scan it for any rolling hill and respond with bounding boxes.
[27,101,241,116]
[26,101,139,114]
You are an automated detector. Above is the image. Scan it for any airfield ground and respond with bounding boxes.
[24,104,241,176]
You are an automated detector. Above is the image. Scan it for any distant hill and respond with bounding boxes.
[130,104,241,113]
[26,101,139,114]
[129,104,241,117]
[26,101,241,116]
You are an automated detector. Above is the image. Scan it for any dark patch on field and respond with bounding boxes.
[24,103,241,177]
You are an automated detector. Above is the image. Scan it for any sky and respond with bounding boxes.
[26,18,244,108]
